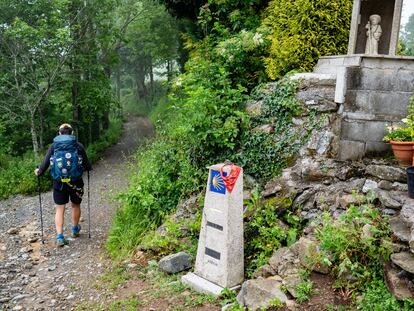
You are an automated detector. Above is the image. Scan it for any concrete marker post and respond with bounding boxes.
[182,163,244,295]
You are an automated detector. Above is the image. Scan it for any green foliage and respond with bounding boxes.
[0,153,50,200]
[109,0,332,259]
[268,296,285,308]
[263,0,352,79]
[238,77,322,182]
[107,138,201,257]
[244,191,302,277]
[400,13,414,56]
[139,211,201,257]
[295,280,313,303]
[220,288,238,307]
[358,278,414,311]
[315,200,393,289]
[383,96,414,142]
[108,38,252,257]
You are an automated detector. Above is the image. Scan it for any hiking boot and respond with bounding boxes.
[71,224,81,238]
[56,234,69,247]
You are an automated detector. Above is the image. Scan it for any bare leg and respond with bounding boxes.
[71,202,81,226]
[55,205,65,234]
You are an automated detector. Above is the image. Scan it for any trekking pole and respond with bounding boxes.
[37,175,45,244]
[88,170,91,239]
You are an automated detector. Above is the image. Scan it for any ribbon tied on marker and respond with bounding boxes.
[220,161,241,193]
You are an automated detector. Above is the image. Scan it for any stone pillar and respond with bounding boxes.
[182,163,244,295]
[389,0,403,55]
[348,0,361,55]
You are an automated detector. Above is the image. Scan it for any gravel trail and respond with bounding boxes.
[0,117,154,310]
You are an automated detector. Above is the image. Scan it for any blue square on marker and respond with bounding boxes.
[210,170,227,195]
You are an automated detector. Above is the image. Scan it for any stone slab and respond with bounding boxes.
[338,140,365,161]
[391,252,414,274]
[384,263,414,300]
[389,217,411,242]
[182,272,224,296]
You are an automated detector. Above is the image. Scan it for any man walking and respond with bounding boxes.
[34,124,92,247]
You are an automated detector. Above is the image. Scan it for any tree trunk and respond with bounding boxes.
[115,65,121,102]
[38,105,44,150]
[72,80,80,139]
[167,60,172,82]
[30,110,39,159]
[149,59,154,93]
[102,111,110,130]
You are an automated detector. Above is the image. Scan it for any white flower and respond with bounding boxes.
[402,118,409,123]
[253,32,264,46]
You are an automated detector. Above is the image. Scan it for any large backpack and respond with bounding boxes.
[50,135,84,182]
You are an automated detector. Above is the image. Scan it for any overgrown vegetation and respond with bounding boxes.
[108,0,346,260]
[312,197,414,310]
[316,199,393,290]
[243,191,302,277]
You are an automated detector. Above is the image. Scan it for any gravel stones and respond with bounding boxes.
[7,228,19,235]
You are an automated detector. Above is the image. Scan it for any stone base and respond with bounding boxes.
[182,272,240,296]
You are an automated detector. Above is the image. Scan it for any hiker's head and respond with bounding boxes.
[58,123,73,135]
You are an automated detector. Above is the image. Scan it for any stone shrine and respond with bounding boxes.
[310,0,414,161]
[348,0,403,55]
[182,163,244,295]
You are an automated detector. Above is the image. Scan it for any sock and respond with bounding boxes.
[57,233,64,239]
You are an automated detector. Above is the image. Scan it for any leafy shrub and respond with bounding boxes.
[296,280,313,303]
[0,152,51,199]
[358,278,414,311]
[244,191,302,277]
[238,77,323,182]
[263,0,352,79]
[139,211,202,257]
[315,200,393,289]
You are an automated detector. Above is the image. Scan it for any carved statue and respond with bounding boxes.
[365,14,382,55]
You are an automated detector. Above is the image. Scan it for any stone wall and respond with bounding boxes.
[315,55,414,161]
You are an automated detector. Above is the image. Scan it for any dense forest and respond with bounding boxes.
[0,0,179,198]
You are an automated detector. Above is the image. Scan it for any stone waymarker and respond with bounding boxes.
[182,163,244,295]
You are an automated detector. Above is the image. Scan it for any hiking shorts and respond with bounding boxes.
[53,179,84,205]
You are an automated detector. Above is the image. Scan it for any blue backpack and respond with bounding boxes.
[50,135,84,182]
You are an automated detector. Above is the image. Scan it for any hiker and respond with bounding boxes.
[34,124,92,247]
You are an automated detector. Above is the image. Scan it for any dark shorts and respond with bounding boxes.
[53,179,84,205]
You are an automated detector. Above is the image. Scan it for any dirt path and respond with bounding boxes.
[0,118,154,310]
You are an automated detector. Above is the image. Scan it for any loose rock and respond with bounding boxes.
[366,165,406,183]
[158,252,192,274]
[384,264,414,300]
[236,279,287,311]
[391,252,414,274]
